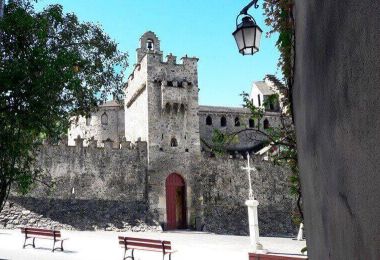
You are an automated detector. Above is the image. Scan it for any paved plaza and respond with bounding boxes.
[0,229,306,260]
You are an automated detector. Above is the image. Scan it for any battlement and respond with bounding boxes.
[127,53,198,84]
[180,55,199,66]
[143,52,198,67]
[43,136,147,152]
[201,150,264,161]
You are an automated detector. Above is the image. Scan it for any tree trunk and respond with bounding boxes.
[0,177,10,212]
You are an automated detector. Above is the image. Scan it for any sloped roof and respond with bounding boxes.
[254,81,275,95]
[199,105,250,114]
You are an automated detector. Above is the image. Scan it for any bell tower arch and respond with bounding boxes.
[136,31,163,63]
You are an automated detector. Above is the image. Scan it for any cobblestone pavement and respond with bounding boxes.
[0,229,306,260]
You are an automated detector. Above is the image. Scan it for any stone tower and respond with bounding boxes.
[125,32,201,229]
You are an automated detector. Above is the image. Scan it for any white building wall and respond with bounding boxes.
[250,84,264,108]
[124,57,149,142]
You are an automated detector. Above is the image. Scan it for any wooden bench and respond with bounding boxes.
[21,227,67,252]
[118,236,174,260]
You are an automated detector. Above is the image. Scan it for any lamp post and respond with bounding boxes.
[241,152,267,253]
[232,0,263,55]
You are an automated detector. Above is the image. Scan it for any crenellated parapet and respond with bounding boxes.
[201,150,263,161]
[42,136,147,152]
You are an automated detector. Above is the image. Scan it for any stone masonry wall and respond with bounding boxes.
[0,141,161,232]
[196,155,296,236]
[0,142,295,236]
[199,106,282,152]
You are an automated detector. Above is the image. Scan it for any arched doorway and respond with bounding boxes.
[166,173,186,230]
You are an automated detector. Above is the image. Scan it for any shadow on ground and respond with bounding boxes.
[1,197,160,231]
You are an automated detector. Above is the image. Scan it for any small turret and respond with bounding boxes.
[166,53,177,64]
[181,55,199,67]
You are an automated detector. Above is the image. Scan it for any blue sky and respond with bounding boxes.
[35,0,280,107]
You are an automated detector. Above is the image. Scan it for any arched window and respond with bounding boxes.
[86,116,91,126]
[146,39,154,51]
[206,115,212,126]
[249,118,255,128]
[235,117,240,127]
[180,104,185,114]
[264,118,270,129]
[173,103,179,113]
[101,113,108,125]
[165,103,171,114]
[221,116,227,127]
[170,137,178,147]
[269,102,274,111]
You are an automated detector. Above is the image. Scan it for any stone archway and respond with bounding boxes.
[165,173,186,230]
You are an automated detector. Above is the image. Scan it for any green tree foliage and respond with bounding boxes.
[210,75,302,223]
[0,1,128,210]
[263,0,295,120]
[210,0,301,223]
[262,0,301,223]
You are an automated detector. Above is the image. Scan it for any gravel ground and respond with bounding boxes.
[0,229,306,260]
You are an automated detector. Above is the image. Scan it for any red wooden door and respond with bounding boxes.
[166,173,186,230]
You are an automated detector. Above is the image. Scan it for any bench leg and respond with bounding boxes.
[52,240,64,252]
[23,237,36,249]
[22,236,27,249]
[52,239,58,252]
[123,248,135,260]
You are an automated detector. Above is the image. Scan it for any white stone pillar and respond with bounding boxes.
[297,223,304,241]
[245,199,267,253]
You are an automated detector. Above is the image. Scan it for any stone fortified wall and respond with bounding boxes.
[0,140,162,232]
[196,154,296,236]
[0,142,296,236]
[199,106,282,153]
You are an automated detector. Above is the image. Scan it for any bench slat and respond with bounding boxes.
[125,241,171,250]
[22,228,61,232]
[118,236,170,245]
[21,227,55,232]
[22,231,61,237]
[21,228,61,238]
[127,238,170,245]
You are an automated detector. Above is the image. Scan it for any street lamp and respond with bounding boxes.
[232,0,263,55]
